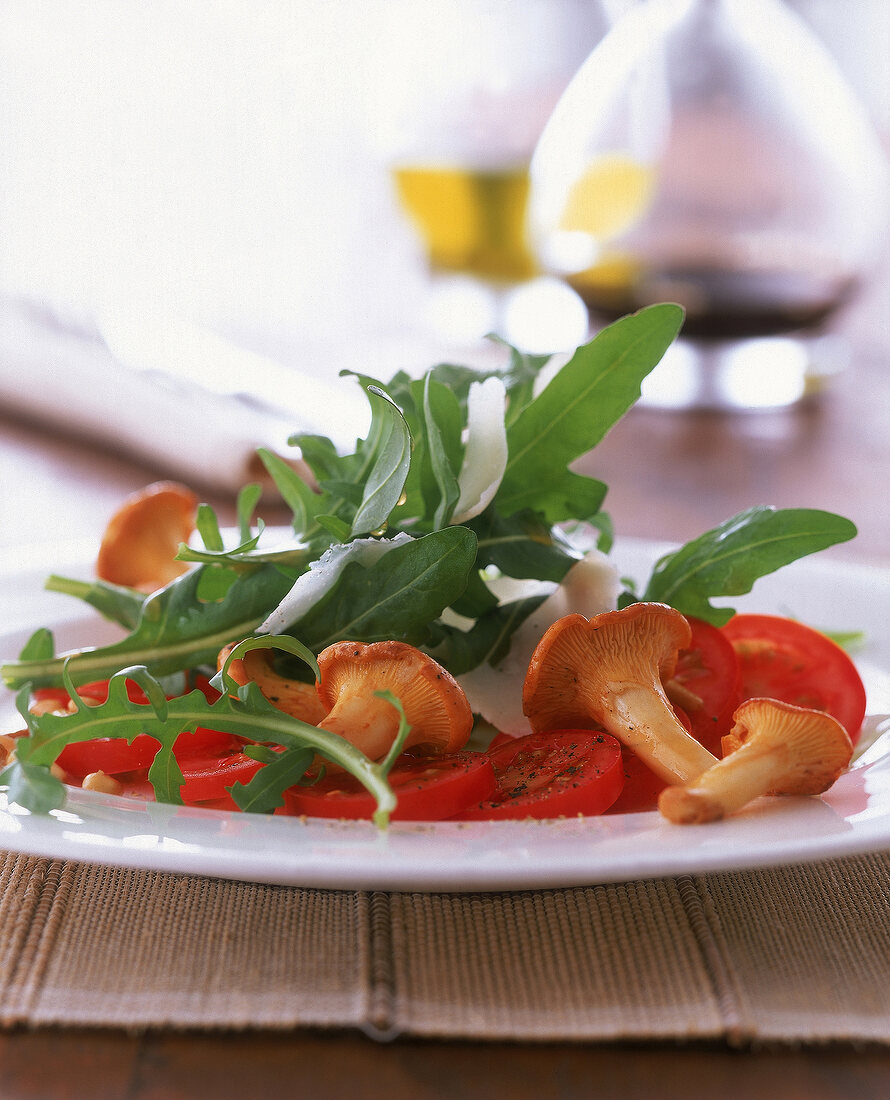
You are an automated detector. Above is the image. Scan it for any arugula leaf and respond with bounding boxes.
[1,563,297,690]
[468,509,578,583]
[19,628,55,661]
[7,665,401,824]
[196,503,225,552]
[290,434,345,481]
[375,690,413,774]
[419,374,463,529]
[824,630,866,652]
[257,446,329,540]
[237,484,263,542]
[430,594,547,675]
[1,759,66,814]
[641,506,858,625]
[496,304,684,522]
[287,527,477,650]
[315,514,353,543]
[44,576,146,631]
[350,387,412,537]
[230,745,316,813]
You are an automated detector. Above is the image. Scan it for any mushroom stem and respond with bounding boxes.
[610,683,717,784]
[522,606,718,788]
[318,693,400,761]
[659,741,791,824]
[314,640,473,763]
[219,643,327,726]
[658,698,853,825]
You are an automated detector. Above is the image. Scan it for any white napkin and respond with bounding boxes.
[0,297,371,493]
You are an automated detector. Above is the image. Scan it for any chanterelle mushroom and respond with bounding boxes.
[315,640,473,761]
[218,642,327,726]
[522,604,717,785]
[658,697,854,824]
[96,481,197,592]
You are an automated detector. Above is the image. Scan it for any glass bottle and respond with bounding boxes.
[369,0,615,352]
[528,0,889,408]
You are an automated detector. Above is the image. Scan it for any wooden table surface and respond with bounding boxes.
[0,274,889,1097]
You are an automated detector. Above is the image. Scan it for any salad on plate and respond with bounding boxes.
[0,305,870,829]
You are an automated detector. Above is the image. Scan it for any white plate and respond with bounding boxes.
[1,539,889,892]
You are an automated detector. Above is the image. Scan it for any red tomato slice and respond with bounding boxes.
[486,730,516,751]
[721,613,867,742]
[38,672,235,780]
[190,673,222,703]
[173,727,241,759]
[453,730,624,820]
[177,750,273,803]
[73,680,153,704]
[59,733,161,777]
[30,686,72,709]
[115,746,270,803]
[35,674,220,710]
[604,750,667,815]
[58,727,239,779]
[283,752,496,821]
[672,617,742,755]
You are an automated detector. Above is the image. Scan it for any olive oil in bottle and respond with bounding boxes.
[392,165,537,283]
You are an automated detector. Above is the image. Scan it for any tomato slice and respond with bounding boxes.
[283,752,496,821]
[59,734,161,777]
[721,613,867,742]
[38,672,235,779]
[177,750,273,803]
[604,749,667,815]
[672,617,742,756]
[58,727,239,779]
[453,730,624,820]
[173,727,241,758]
[115,745,270,803]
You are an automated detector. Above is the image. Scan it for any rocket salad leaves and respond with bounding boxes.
[633,506,857,625]
[0,304,858,821]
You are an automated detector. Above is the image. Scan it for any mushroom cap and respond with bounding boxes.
[316,640,473,754]
[522,604,692,732]
[721,697,853,796]
[658,697,855,825]
[218,642,327,726]
[96,481,197,591]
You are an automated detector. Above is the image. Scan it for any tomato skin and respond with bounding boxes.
[452,730,624,821]
[604,750,667,814]
[59,734,160,777]
[486,730,516,752]
[720,613,867,742]
[116,745,269,803]
[36,674,236,780]
[672,618,742,755]
[177,750,272,803]
[58,727,240,779]
[283,751,496,821]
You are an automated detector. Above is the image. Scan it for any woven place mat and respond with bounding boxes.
[2,848,890,1045]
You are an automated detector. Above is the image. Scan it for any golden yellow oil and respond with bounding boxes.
[558,153,654,239]
[392,164,537,282]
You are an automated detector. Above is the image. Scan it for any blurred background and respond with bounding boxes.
[1,0,887,354]
[0,0,888,557]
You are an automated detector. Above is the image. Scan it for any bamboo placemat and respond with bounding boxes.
[2,848,890,1044]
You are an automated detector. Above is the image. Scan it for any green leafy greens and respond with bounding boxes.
[0,304,858,821]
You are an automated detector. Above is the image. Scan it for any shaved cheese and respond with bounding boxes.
[458,549,621,735]
[451,377,508,524]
